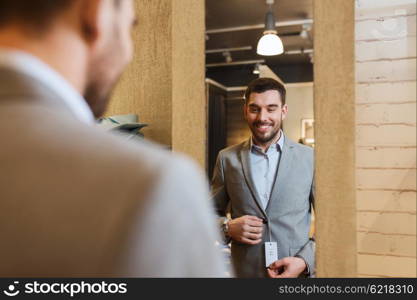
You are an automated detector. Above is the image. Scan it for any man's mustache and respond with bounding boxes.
[253,122,274,126]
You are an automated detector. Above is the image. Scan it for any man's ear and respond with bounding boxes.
[79,0,105,45]
[243,104,248,120]
[281,104,288,120]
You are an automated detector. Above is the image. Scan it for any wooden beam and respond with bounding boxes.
[314,0,357,277]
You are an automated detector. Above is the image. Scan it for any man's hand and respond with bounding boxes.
[267,257,307,278]
[228,215,263,245]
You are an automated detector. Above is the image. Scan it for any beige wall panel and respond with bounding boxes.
[356,58,417,83]
[356,0,416,277]
[356,124,416,146]
[357,190,416,212]
[356,37,417,62]
[171,0,206,166]
[356,147,416,168]
[358,212,416,235]
[356,15,416,41]
[356,103,416,124]
[356,81,416,104]
[357,232,416,257]
[314,0,357,277]
[358,254,416,277]
[108,0,173,146]
[355,0,416,20]
[356,169,416,190]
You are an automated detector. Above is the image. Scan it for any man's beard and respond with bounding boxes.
[83,35,124,119]
[251,121,281,145]
[83,80,113,119]
[83,62,124,119]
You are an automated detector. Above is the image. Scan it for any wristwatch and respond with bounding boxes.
[222,218,230,236]
[221,218,231,243]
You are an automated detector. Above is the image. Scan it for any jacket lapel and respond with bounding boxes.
[266,136,295,213]
[239,138,268,219]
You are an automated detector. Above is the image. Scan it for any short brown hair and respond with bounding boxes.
[0,0,74,31]
[244,77,286,105]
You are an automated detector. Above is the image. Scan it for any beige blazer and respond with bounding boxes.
[0,67,227,277]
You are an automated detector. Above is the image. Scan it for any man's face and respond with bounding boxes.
[84,0,136,118]
[244,90,288,145]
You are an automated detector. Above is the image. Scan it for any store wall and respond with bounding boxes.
[107,0,206,167]
[284,82,314,143]
[355,0,416,277]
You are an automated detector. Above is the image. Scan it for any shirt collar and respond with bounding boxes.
[250,129,285,153]
[0,48,95,125]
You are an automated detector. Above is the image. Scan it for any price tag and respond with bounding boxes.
[264,242,278,267]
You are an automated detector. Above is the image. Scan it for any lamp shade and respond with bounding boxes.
[256,32,284,56]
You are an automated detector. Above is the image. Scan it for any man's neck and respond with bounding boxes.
[252,130,282,153]
[0,25,87,94]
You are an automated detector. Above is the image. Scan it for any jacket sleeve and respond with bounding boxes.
[295,176,316,277]
[211,152,231,243]
[295,238,316,277]
[121,155,230,277]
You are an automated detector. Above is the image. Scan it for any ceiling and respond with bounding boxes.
[205,0,314,86]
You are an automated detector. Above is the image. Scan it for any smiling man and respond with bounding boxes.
[211,77,315,278]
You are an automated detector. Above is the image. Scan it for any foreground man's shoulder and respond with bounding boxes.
[81,126,200,177]
[218,140,248,157]
[125,139,201,177]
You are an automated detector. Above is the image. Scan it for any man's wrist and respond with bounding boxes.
[295,255,309,275]
[222,218,230,237]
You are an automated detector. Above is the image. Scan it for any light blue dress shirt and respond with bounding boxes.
[249,130,284,210]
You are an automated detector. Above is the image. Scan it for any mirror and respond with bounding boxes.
[205,0,316,278]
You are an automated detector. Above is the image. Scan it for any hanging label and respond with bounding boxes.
[264,242,278,267]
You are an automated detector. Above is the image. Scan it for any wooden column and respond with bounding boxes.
[171,0,206,166]
[107,0,206,168]
[314,0,357,277]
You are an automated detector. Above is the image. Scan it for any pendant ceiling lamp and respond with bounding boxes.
[256,0,284,56]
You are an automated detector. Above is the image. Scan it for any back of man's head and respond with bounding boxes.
[0,0,73,33]
[0,0,135,118]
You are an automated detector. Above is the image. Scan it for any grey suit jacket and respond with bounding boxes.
[212,137,315,278]
[0,67,227,277]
